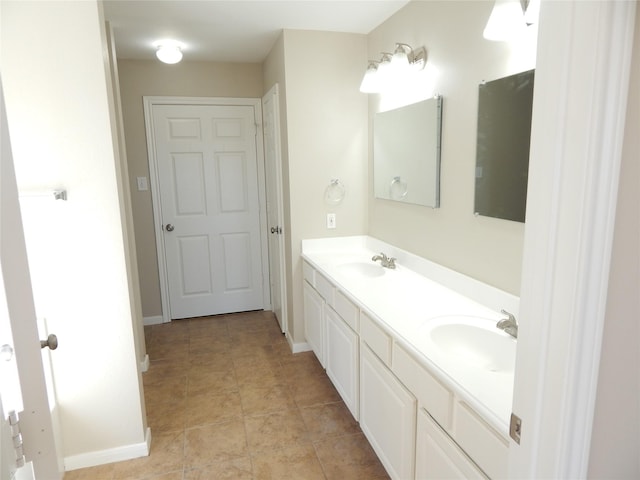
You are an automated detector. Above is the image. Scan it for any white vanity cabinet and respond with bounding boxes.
[301,250,511,480]
[303,280,325,367]
[303,261,359,417]
[360,344,417,480]
[325,305,359,419]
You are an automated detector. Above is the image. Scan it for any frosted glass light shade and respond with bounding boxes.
[156,44,183,64]
[360,64,379,93]
[390,44,410,73]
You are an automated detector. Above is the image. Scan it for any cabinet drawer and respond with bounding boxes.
[454,402,508,480]
[393,343,453,431]
[334,289,359,332]
[302,261,315,285]
[360,312,392,366]
[315,271,334,305]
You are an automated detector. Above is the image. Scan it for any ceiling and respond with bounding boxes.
[103,0,410,63]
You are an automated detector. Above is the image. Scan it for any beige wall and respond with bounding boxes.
[367,1,537,295]
[589,5,640,477]
[117,60,263,317]
[273,30,369,344]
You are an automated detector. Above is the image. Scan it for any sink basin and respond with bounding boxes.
[421,315,516,373]
[337,261,385,278]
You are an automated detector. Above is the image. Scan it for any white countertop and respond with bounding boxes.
[301,235,518,436]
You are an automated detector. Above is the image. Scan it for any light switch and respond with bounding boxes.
[327,213,336,229]
[136,176,148,191]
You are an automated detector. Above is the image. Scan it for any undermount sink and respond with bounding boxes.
[421,315,516,373]
[337,261,385,278]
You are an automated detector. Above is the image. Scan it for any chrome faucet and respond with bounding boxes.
[371,252,396,269]
[497,309,518,338]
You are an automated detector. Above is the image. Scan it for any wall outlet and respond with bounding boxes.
[327,213,336,229]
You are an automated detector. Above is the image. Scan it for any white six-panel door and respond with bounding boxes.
[150,103,265,320]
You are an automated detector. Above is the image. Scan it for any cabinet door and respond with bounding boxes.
[325,306,359,420]
[303,280,325,367]
[360,344,416,480]
[416,409,487,480]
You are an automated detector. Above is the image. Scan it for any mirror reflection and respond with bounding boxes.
[474,69,535,222]
[373,96,443,208]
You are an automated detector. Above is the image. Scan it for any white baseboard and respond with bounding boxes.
[140,354,149,373]
[290,339,311,354]
[64,427,151,471]
[143,315,164,326]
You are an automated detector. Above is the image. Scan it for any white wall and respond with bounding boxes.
[367,1,537,295]
[0,0,147,468]
[276,30,369,345]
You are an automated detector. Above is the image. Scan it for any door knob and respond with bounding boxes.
[40,334,58,351]
[270,227,276,234]
[165,224,175,232]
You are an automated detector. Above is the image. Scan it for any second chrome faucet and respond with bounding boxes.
[372,252,396,269]
[497,309,518,338]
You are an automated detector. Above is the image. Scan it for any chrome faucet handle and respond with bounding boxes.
[497,309,518,338]
[500,309,516,323]
[387,257,397,269]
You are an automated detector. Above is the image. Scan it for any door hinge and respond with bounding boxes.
[8,411,26,468]
[510,412,522,444]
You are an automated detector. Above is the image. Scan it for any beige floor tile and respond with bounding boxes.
[251,443,325,480]
[65,311,391,480]
[184,420,248,468]
[186,390,243,427]
[188,335,231,355]
[188,351,234,372]
[279,352,325,383]
[187,368,237,396]
[144,359,189,383]
[299,402,361,440]
[239,383,296,415]
[144,376,188,406]
[234,364,280,389]
[138,471,184,480]
[244,409,310,454]
[147,342,190,363]
[111,430,185,480]
[314,433,390,480]
[146,398,187,433]
[289,373,341,407]
[183,457,253,479]
[63,463,114,479]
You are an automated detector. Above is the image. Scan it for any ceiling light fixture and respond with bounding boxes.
[155,41,183,64]
[360,44,426,94]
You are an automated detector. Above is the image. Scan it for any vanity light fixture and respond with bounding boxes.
[155,41,183,64]
[483,0,540,41]
[359,44,426,94]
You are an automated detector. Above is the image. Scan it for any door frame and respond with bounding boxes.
[143,96,270,323]
[262,84,288,336]
[509,1,636,477]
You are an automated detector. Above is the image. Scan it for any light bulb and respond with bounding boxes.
[156,43,183,64]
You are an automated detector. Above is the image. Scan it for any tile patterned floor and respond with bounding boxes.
[64,311,389,480]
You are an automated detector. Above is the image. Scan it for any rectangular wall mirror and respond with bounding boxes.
[373,96,443,208]
[474,69,535,222]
